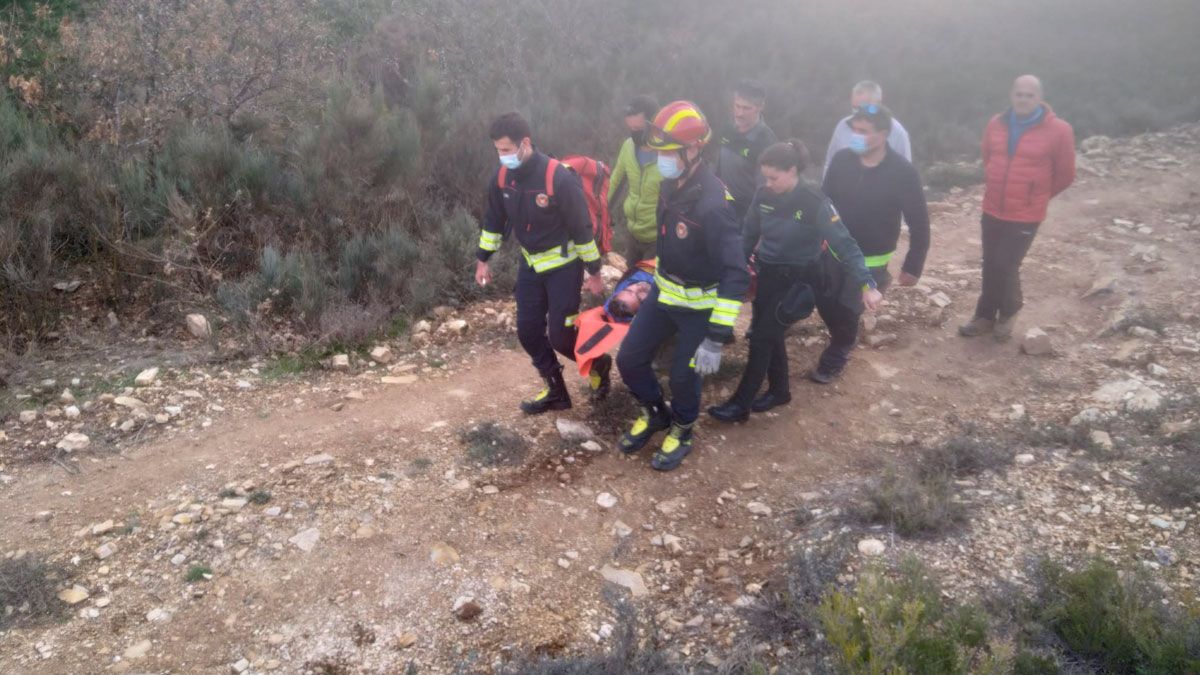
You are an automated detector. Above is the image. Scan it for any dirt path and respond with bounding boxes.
[3,127,1199,673]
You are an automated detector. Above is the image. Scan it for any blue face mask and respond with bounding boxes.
[657,152,683,180]
[499,150,523,170]
[848,133,869,155]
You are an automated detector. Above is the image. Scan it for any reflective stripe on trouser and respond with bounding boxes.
[862,250,895,268]
[479,230,502,252]
[616,287,711,425]
[521,242,593,273]
[515,258,583,376]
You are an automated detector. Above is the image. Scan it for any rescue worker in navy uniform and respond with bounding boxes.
[615,101,750,472]
[715,79,778,221]
[475,112,608,413]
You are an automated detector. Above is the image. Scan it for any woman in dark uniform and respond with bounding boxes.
[708,139,882,423]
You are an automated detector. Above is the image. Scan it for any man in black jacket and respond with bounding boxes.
[715,79,777,221]
[475,112,607,414]
[616,101,750,472]
[822,105,930,291]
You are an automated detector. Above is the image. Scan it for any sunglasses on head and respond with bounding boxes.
[854,103,880,114]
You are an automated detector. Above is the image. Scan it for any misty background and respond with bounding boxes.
[2,0,1198,349]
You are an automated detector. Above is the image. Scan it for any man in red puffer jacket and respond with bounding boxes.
[960,74,1076,342]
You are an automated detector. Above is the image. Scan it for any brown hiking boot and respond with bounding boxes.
[993,315,1018,343]
[957,317,994,338]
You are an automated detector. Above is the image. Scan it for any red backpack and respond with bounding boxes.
[562,155,613,255]
[496,155,613,254]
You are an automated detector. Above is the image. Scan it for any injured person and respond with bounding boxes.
[574,261,656,387]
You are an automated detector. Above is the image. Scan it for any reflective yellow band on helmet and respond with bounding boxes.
[479,231,502,252]
[521,245,579,273]
[574,240,600,263]
[664,107,702,132]
[863,251,895,268]
[564,313,578,328]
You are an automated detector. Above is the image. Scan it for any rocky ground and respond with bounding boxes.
[2,124,1199,673]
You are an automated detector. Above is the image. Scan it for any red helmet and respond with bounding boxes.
[647,100,712,151]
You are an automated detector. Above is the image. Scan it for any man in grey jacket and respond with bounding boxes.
[823,80,912,176]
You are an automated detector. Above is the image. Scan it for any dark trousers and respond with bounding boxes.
[730,265,797,406]
[616,288,711,424]
[870,265,892,293]
[814,285,862,375]
[973,214,1040,321]
[623,239,657,267]
[515,259,583,376]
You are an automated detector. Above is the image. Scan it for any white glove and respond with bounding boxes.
[693,338,724,376]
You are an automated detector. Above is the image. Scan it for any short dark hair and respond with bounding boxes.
[623,95,659,119]
[758,138,810,173]
[849,104,893,134]
[489,112,532,144]
[733,79,767,107]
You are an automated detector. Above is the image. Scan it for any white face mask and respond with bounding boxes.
[657,152,683,179]
[499,143,525,170]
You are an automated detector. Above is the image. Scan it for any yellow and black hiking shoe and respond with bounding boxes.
[618,400,670,454]
[651,422,694,471]
[520,367,572,415]
[589,354,612,401]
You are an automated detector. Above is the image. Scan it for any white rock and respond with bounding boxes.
[1070,408,1106,427]
[328,354,351,371]
[556,418,595,442]
[413,320,432,334]
[746,501,773,516]
[304,453,334,465]
[928,291,952,308]
[439,319,469,336]
[1126,387,1162,413]
[134,367,159,387]
[289,527,320,553]
[64,405,80,419]
[114,395,147,411]
[19,410,38,424]
[91,520,115,535]
[1020,327,1053,356]
[381,375,418,385]
[60,388,76,404]
[369,345,394,364]
[452,596,483,620]
[857,538,886,556]
[56,432,90,452]
[220,498,248,512]
[1014,453,1036,466]
[146,607,172,623]
[171,553,187,566]
[600,565,649,597]
[1147,363,1169,377]
[596,492,618,509]
[1089,430,1114,452]
[94,543,116,560]
[124,639,152,660]
[231,658,251,673]
[581,440,603,452]
[58,585,90,604]
[611,520,633,537]
[430,542,460,565]
[186,314,211,338]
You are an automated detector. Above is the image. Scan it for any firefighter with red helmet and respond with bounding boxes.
[615,101,750,471]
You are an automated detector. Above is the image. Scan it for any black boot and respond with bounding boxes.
[589,354,612,401]
[520,366,572,414]
[651,421,695,471]
[751,392,792,413]
[707,400,749,424]
[618,399,671,454]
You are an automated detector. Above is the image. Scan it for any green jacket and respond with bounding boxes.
[609,138,663,245]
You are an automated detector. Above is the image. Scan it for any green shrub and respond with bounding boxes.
[185,564,213,583]
[857,467,966,538]
[1034,559,1200,673]
[818,559,1010,675]
[0,554,69,629]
